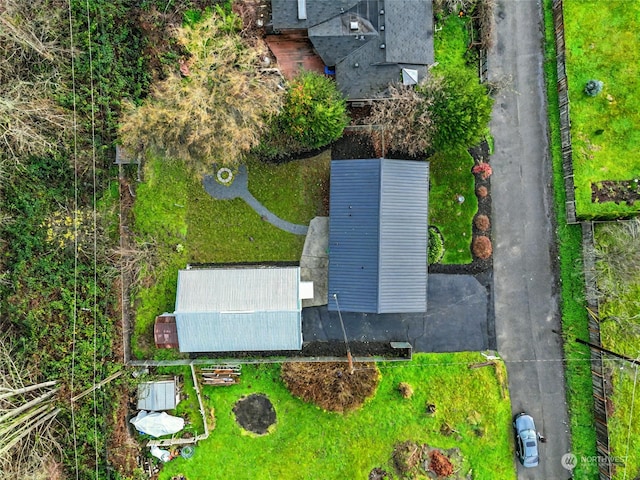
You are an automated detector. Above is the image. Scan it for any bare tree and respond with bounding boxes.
[366,82,434,156]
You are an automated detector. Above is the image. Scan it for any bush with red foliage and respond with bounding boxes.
[472,162,493,180]
[429,450,454,477]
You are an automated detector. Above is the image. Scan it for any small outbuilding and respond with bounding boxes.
[173,266,305,353]
[137,377,180,411]
[154,314,179,349]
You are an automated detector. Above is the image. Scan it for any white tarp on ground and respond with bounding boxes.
[130,410,184,438]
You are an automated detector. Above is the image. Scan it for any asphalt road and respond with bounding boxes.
[489,1,573,479]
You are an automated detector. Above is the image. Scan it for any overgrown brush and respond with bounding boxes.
[119,8,283,173]
[281,362,380,413]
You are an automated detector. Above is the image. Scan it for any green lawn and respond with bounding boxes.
[428,148,477,264]
[563,0,640,219]
[130,152,330,358]
[607,366,640,480]
[158,353,516,480]
[429,14,480,265]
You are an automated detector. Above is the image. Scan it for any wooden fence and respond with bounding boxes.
[552,0,578,224]
[478,48,488,84]
[581,222,613,480]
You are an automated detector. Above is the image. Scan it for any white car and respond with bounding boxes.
[513,412,539,467]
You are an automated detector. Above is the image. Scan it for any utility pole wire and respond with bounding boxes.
[333,294,354,374]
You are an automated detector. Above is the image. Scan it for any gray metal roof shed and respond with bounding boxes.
[137,378,179,411]
[174,267,303,352]
[328,159,429,313]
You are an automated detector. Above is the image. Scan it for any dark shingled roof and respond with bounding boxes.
[328,159,429,313]
[271,0,434,99]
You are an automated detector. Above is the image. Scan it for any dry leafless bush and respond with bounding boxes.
[476,0,496,51]
[472,235,493,259]
[0,0,72,162]
[0,334,62,475]
[367,82,434,156]
[398,382,414,399]
[281,362,380,413]
[474,214,491,232]
[111,239,158,283]
[433,0,476,15]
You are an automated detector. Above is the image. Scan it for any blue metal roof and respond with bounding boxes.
[328,159,428,313]
[328,159,381,313]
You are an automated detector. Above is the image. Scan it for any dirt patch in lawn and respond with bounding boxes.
[233,393,276,435]
[392,441,466,479]
[591,179,640,206]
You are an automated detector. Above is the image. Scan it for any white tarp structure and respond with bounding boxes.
[130,410,184,438]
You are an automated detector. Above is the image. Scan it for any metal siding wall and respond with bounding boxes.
[328,159,381,312]
[176,311,302,352]
[378,160,429,313]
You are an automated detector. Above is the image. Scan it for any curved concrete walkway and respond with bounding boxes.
[490,1,571,479]
[203,165,308,235]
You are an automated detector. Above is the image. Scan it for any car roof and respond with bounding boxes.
[514,413,539,466]
[515,413,536,431]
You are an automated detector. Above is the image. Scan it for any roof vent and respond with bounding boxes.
[380,43,386,49]
[297,0,307,20]
[380,9,384,14]
[350,21,359,30]
[380,25,385,31]
[354,63,359,68]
